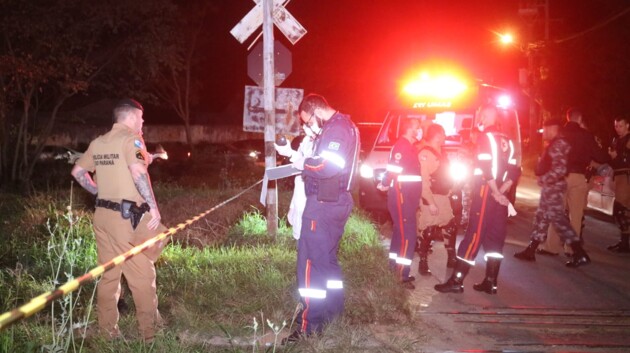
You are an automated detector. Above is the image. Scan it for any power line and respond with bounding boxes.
[554,5,630,44]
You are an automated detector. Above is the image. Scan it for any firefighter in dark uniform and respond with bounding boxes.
[607,116,630,253]
[71,99,166,342]
[513,118,591,267]
[417,123,458,276]
[284,94,360,342]
[377,118,422,289]
[435,104,520,295]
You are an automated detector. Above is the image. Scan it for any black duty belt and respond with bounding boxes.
[614,169,630,176]
[96,198,150,230]
[95,198,123,211]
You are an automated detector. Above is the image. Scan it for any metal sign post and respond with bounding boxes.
[262,0,277,237]
[231,0,306,238]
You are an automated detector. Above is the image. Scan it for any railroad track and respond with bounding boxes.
[421,307,630,352]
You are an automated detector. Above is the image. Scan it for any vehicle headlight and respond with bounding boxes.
[449,161,468,182]
[360,164,374,178]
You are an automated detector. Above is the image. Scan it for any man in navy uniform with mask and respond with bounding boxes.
[284,94,360,343]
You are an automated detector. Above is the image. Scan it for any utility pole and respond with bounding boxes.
[519,0,550,154]
[262,0,278,237]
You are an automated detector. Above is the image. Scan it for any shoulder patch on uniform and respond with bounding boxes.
[134,139,143,149]
[135,150,145,161]
[501,139,509,152]
[328,141,340,151]
[394,152,402,160]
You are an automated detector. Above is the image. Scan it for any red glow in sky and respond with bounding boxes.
[200,0,630,131]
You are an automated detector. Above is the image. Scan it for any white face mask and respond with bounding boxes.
[303,124,315,137]
[477,123,485,132]
[415,129,423,141]
[305,121,321,136]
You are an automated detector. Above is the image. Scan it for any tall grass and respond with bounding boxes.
[0,181,414,352]
[340,210,411,325]
[225,209,293,246]
[157,208,410,340]
[0,190,97,353]
[40,197,97,353]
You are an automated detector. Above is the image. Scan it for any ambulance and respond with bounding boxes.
[358,70,523,217]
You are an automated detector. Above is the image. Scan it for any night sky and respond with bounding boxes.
[190,0,629,137]
[200,0,520,121]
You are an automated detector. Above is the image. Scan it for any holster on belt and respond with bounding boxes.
[121,199,150,231]
[96,198,165,262]
[125,201,167,262]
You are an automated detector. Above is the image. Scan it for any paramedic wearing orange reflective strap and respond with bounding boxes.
[377,118,422,288]
[435,104,520,295]
[287,94,360,342]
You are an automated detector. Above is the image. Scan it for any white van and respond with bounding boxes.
[358,83,523,217]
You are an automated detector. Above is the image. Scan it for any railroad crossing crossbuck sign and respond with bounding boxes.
[231,0,307,45]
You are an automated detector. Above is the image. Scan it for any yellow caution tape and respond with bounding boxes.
[0,179,262,331]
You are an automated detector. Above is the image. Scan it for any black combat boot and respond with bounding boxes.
[418,227,434,276]
[442,219,458,269]
[514,240,540,262]
[607,234,630,253]
[610,204,630,252]
[473,257,502,294]
[566,241,591,268]
[434,259,470,293]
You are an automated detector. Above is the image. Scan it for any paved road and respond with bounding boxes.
[404,175,630,352]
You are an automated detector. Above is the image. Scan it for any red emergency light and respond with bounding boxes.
[399,69,476,110]
[402,72,468,100]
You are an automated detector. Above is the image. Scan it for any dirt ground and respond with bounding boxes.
[377,219,630,353]
[181,213,630,353]
[375,221,497,352]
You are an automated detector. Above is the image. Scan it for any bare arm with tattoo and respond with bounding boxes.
[129,163,161,230]
[71,165,98,195]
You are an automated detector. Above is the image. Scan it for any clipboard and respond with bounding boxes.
[265,164,302,180]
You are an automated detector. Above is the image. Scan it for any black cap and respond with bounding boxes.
[114,98,144,111]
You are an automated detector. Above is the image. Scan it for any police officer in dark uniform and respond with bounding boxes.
[285,94,360,342]
[607,116,630,253]
[435,104,520,295]
[377,118,422,288]
[513,118,591,267]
